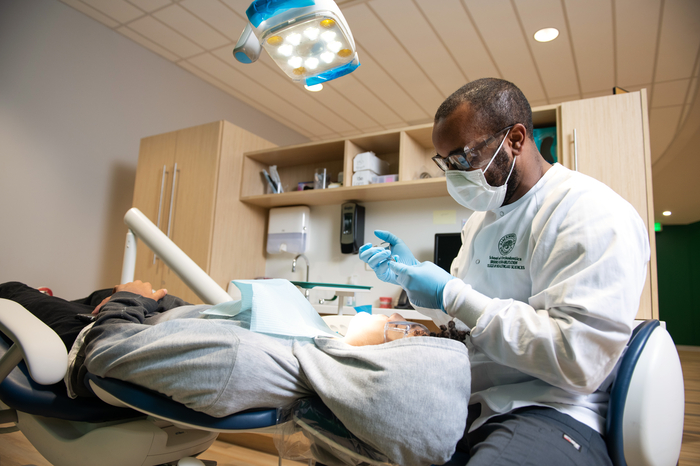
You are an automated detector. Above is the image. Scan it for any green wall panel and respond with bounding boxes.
[655,221,700,346]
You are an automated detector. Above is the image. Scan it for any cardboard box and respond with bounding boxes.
[353,151,389,175]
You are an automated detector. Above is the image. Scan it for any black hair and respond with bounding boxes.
[430,320,468,344]
[434,78,534,141]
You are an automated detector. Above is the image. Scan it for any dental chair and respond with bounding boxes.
[0,297,281,466]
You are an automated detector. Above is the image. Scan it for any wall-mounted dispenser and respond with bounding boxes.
[340,202,364,254]
[267,206,310,254]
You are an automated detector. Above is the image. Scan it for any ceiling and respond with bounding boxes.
[58,0,700,225]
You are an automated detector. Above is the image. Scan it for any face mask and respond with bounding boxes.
[446,129,515,211]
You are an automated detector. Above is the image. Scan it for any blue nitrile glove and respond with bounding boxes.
[374,230,419,266]
[359,231,419,285]
[388,261,454,311]
[359,242,398,284]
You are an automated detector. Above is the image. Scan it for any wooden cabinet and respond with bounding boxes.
[559,90,657,319]
[132,121,276,304]
[239,91,657,319]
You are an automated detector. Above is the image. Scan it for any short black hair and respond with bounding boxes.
[435,78,534,140]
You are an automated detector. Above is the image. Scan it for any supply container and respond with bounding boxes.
[353,151,389,175]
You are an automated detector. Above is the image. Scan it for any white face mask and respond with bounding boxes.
[445,128,515,211]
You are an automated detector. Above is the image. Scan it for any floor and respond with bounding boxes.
[679,347,700,466]
[1,348,698,466]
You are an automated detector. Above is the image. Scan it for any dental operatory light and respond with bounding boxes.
[233,0,360,86]
[663,211,672,216]
[534,28,559,42]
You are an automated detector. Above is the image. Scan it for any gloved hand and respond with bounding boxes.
[388,261,454,311]
[374,230,419,266]
[359,242,397,284]
[359,231,418,285]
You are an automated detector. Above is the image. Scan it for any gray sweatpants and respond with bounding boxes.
[84,305,314,415]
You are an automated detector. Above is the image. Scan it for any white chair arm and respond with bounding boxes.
[0,298,68,385]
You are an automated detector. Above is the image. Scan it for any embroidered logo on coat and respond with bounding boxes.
[498,233,517,256]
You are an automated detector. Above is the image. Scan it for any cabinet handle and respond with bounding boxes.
[573,129,579,172]
[166,162,178,240]
[153,165,167,264]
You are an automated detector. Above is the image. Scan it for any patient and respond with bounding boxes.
[0,279,471,466]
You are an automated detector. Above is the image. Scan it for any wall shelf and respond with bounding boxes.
[241,177,447,207]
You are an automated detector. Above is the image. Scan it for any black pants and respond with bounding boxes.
[0,281,112,350]
[443,405,612,466]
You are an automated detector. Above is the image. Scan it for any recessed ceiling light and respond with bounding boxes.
[534,28,559,42]
[304,84,323,92]
[662,211,672,216]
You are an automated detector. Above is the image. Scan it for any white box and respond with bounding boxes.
[352,170,376,186]
[353,151,389,175]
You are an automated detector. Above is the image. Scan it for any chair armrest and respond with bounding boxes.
[0,298,68,385]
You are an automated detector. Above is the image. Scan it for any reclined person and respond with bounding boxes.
[0,279,471,466]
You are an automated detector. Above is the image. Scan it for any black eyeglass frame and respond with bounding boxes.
[432,125,514,172]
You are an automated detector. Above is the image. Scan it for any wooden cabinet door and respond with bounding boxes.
[132,131,178,290]
[160,122,222,303]
[560,91,657,319]
[560,92,650,220]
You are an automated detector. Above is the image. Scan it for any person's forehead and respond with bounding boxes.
[432,103,481,154]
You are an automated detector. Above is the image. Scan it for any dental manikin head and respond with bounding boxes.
[341,312,430,346]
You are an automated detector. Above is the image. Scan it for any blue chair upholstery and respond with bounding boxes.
[86,374,278,432]
[0,335,138,423]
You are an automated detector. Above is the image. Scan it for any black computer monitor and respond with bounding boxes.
[434,233,462,272]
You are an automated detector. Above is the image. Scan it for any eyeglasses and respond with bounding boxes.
[432,125,514,172]
[384,321,430,342]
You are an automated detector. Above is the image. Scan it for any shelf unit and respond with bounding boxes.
[240,107,559,207]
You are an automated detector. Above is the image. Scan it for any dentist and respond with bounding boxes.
[359,78,650,466]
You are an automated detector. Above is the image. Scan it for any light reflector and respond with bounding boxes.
[261,13,358,83]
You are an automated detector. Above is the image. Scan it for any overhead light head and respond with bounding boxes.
[662,211,672,216]
[233,0,360,86]
[534,28,559,42]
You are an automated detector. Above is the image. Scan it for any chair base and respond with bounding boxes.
[17,410,218,466]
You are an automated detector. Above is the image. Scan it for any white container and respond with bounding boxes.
[353,151,389,175]
[352,170,377,186]
[266,206,310,254]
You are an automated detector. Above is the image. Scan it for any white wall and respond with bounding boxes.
[0,0,307,299]
[265,197,472,309]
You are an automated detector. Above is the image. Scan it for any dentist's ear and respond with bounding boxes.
[509,124,527,155]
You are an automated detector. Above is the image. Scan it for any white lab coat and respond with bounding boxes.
[441,163,650,433]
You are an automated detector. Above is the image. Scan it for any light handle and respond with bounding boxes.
[233,22,262,64]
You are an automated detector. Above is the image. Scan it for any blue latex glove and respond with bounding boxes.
[359,231,418,285]
[388,261,454,311]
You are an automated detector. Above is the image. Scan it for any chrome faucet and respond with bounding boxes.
[292,254,310,299]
